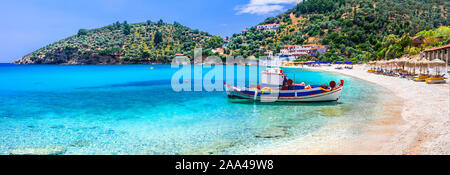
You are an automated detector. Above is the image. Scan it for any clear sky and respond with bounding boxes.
[0,0,300,63]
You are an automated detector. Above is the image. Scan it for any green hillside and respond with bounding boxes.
[13,0,449,64]
[227,0,449,62]
[13,20,223,64]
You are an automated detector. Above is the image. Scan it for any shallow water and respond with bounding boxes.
[0,64,390,155]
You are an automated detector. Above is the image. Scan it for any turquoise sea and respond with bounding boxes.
[0,64,390,155]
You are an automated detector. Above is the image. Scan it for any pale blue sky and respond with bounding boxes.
[0,0,299,63]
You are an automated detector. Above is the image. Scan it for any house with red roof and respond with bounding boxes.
[279,44,326,57]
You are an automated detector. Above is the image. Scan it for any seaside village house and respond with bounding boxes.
[241,29,248,36]
[259,44,326,66]
[259,50,279,66]
[211,38,231,56]
[222,38,230,48]
[278,44,327,59]
[410,35,425,48]
[256,24,281,31]
[264,50,274,57]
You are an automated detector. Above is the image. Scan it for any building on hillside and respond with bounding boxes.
[410,35,425,48]
[222,38,231,48]
[264,50,273,57]
[259,55,291,66]
[211,48,225,55]
[278,44,327,58]
[307,45,327,57]
[256,24,281,31]
[241,29,248,36]
[223,38,231,43]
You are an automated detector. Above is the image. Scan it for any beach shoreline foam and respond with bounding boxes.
[258,65,449,155]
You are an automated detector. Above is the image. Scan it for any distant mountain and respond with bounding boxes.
[227,0,449,62]
[13,20,223,64]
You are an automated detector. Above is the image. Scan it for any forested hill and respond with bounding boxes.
[227,0,449,62]
[12,0,449,64]
[13,20,223,64]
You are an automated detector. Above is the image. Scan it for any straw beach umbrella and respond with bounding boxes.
[398,57,409,71]
[368,61,376,70]
[430,59,446,76]
[387,59,395,71]
[381,60,387,66]
[367,61,372,69]
[392,58,400,70]
[376,60,385,71]
[407,58,415,74]
[407,55,420,75]
[384,60,390,70]
[418,58,431,75]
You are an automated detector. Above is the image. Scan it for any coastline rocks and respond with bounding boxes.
[50,125,65,129]
[12,51,165,65]
[69,139,92,147]
[319,105,351,117]
[255,127,287,139]
[11,50,125,65]
[183,139,241,155]
[9,145,67,155]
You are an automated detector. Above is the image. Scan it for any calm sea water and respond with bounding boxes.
[0,64,390,155]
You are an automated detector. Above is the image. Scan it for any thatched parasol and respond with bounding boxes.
[368,61,376,69]
[430,59,446,75]
[407,55,422,75]
[397,57,409,71]
[387,59,396,70]
[392,58,400,69]
[417,58,431,75]
[377,60,386,70]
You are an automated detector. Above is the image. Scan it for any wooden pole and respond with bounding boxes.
[445,48,450,75]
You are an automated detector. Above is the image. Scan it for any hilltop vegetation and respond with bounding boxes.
[13,20,222,64]
[228,0,449,62]
[374,26,449,60]
[12,0,449,64]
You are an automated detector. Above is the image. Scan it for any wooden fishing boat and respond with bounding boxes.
[225,68,344,102]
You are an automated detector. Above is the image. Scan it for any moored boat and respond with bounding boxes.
[225,68,344,102]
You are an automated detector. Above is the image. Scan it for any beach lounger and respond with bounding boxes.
[413,75,428,82]
[425,77,446,84]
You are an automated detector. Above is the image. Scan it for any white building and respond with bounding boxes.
[256,24,281,31]
[279,44,326,57]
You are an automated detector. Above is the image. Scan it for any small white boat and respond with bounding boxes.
[225,68,344,102]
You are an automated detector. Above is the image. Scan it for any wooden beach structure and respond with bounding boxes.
[421,44,450,73]
[410,35,425,48]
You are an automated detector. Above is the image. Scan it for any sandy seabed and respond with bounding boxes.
[258,65,449,155]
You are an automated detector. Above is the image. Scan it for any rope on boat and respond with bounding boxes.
[320,87,331,92]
